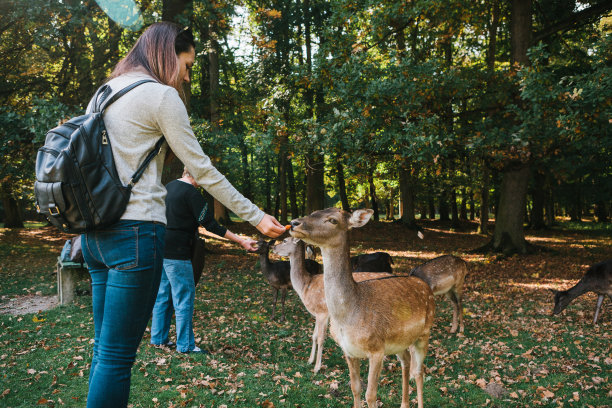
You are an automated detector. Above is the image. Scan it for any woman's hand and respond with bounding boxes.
[239,237,258,252]
[255,214,286,238]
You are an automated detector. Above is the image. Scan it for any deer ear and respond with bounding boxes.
[348,209,373,229]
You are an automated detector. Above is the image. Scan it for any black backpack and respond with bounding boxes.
[35,80,165,233]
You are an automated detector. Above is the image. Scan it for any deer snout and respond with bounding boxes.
[290,220,301,229]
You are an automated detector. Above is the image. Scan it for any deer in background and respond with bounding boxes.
[251,239,321,322]
[351,251,394,273]
[307,245,394,273]
[551,259,611,324]
[410,255,468,334]
[290,208,435,408]
[272,237,393,373]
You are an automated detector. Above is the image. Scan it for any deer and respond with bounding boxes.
[351,251,394,273]
[307,245,393,273]
[251,239,321,322]
[272,237,393,373]
[409,255,468,334]
[290,208,435,408]
[550,259,611,324]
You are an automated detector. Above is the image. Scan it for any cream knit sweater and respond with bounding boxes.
[87,72,264,227]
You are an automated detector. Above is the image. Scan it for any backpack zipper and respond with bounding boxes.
[101,130,108,144]
[39,146,60,157]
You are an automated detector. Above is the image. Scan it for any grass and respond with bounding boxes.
[0,220,610,407]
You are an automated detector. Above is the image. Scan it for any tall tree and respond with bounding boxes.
[488,0,532,254]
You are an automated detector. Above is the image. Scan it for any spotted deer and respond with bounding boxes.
[410,255,468,334]
[272,237,392,373]
[290,208,435,408]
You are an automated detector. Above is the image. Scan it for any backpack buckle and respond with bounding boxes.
[49,206,60,216]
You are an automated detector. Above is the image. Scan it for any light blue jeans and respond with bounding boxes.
[81,220,165,408]
[150,259,196,353]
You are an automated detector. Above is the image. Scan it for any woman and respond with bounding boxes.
[81,22,285,408]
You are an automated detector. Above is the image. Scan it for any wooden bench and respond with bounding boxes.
[56,257,89,305]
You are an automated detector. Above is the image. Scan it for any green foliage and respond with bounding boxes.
[1,0,610,222]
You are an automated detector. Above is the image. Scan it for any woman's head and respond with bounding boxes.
[110,22,195,91]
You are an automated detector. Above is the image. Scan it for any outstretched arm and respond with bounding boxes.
[224,230,258,252]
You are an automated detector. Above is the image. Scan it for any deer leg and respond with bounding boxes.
[345,356,362,408]
[279,288,287,322]
[312,314,329,373]
[271,288,279,321]
[410,335,430,408]
[308,319,318,366]
[593,294,604,324]
[455,283,465,333]
[365,352,384,408]
[396,349,412,408]
[447,290,461,334]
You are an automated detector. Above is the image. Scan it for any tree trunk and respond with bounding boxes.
[469,189,476,221]
[287,158,299,219]
[428,194,436,220]
[486,0,532,252]
[264,155,272,214]
[492,165,531,254]
[569,184,582,221]
[278,152,288,225]
[460,188,468,220]
[239,138,252,200]
[530,170,546,229]
[479,0,498,234]
[439,190,450,221]
[399,165,417,227]
[478,163,490,234]
[451,189,459,229]
[368,170,379,222]
[594,201,609,223]
[303,0,325,214]
[336,158,350,211]
[306,155,325,214]
[0,182,23,228]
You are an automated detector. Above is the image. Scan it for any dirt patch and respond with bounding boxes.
[0,294,58,315]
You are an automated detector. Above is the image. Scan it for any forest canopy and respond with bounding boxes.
[1,0,610,254]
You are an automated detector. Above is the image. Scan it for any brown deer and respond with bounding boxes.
[410,255,468,334]
[551,259,611,324]
[290,208,435,408]
[272,237,393,373]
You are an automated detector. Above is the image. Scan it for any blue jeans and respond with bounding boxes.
[81,220,165,408]
[150,259,196,352]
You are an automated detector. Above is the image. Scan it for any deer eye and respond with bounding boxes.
[328,218,338,225]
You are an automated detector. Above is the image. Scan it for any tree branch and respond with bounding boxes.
[533,2,612,43]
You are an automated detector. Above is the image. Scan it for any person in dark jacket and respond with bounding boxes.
[150,168,257,353]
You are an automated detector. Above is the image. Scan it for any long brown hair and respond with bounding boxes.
[109,22,194,92]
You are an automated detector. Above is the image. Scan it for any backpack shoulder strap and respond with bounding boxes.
[96,79,157,113]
